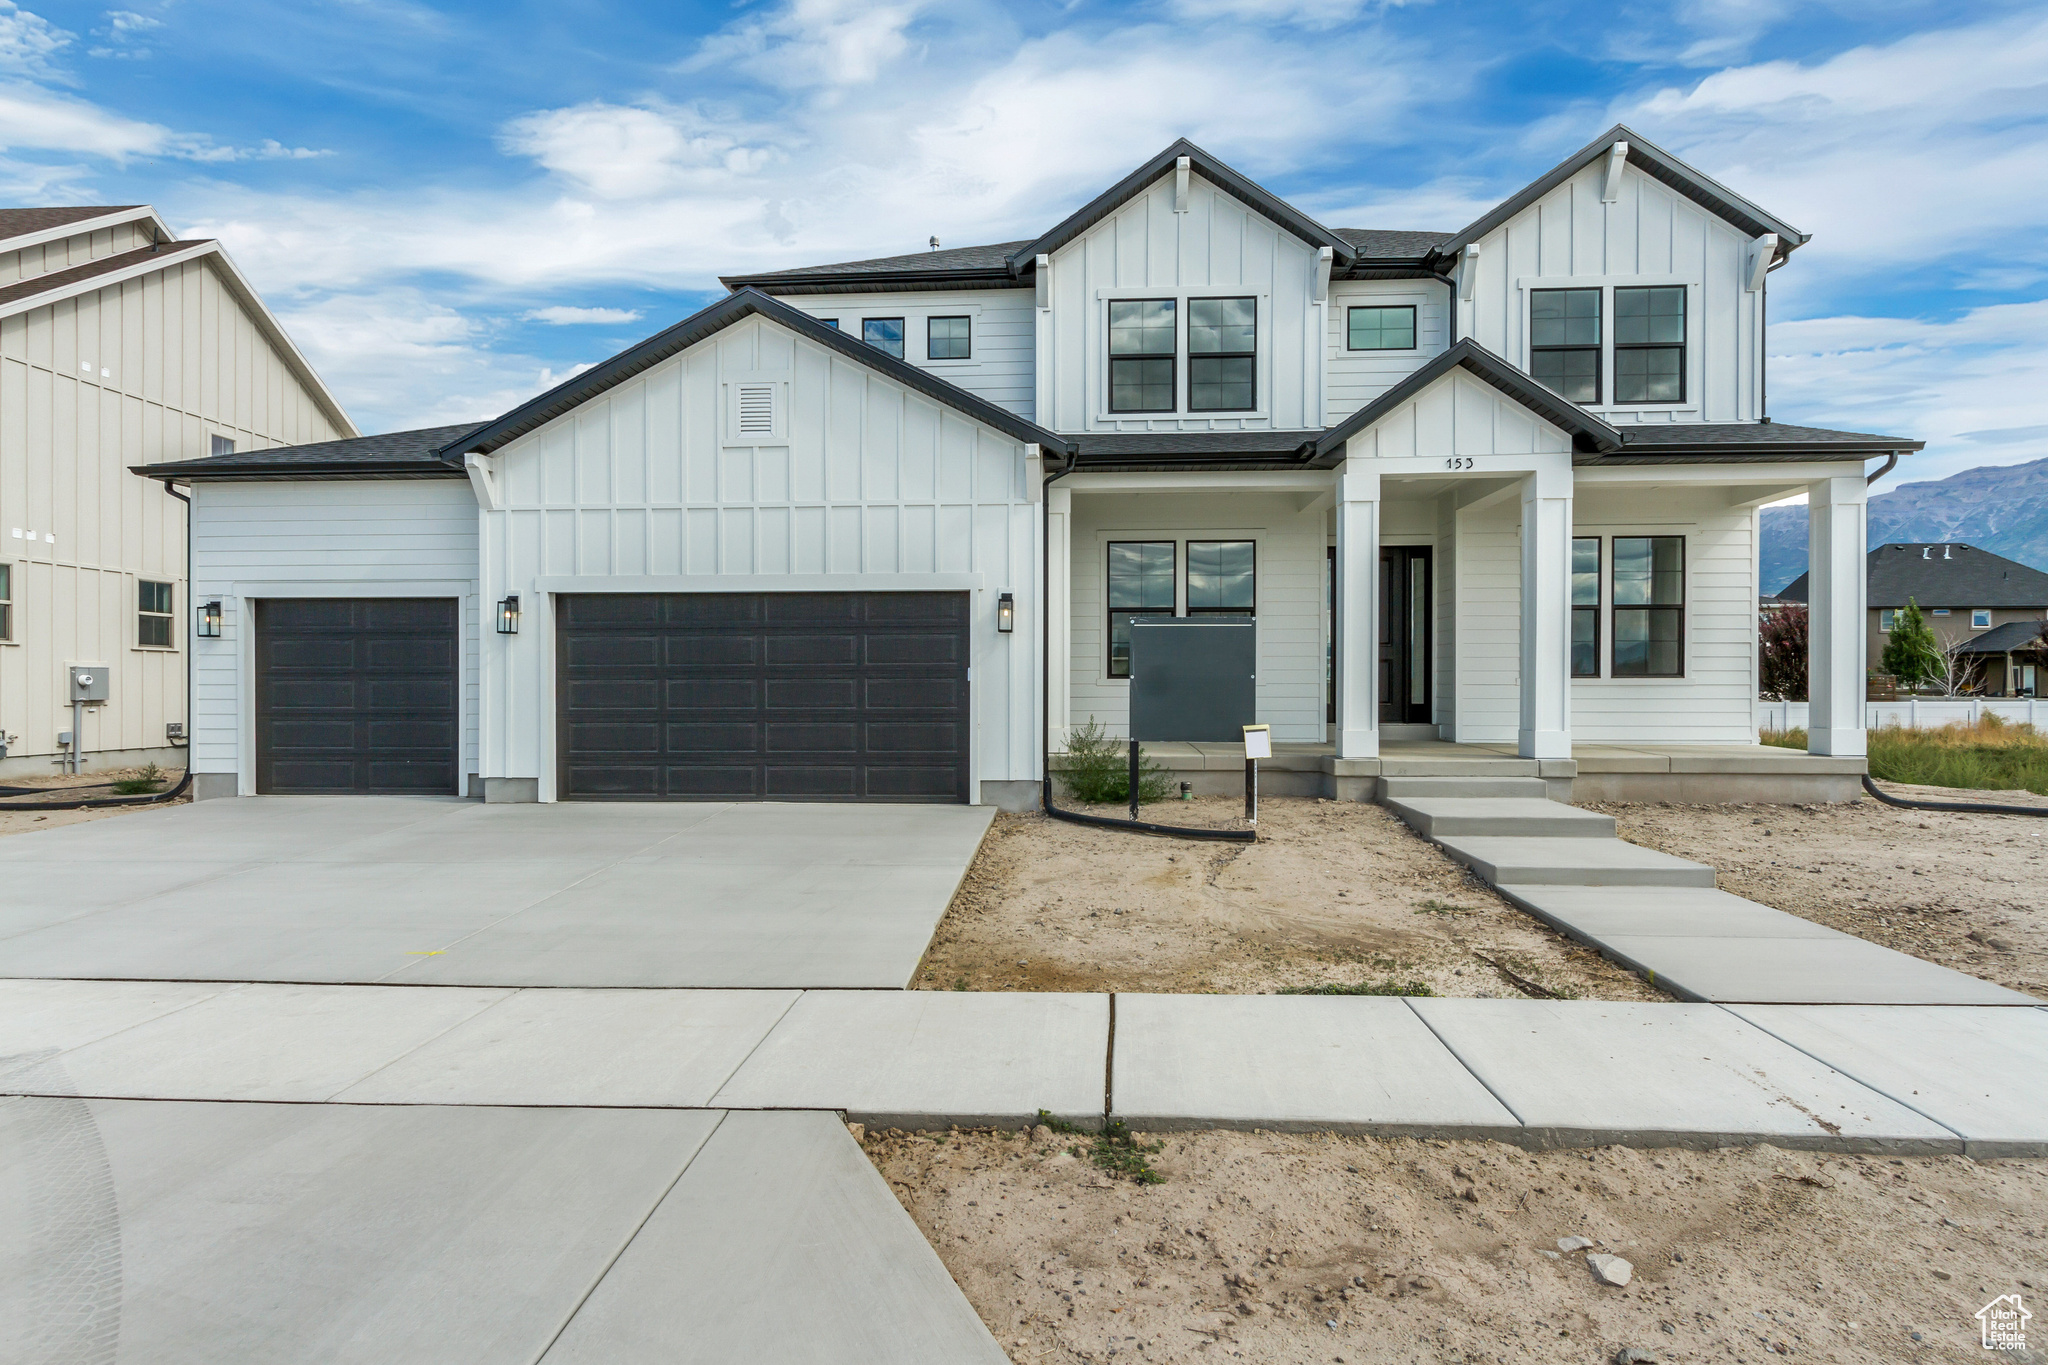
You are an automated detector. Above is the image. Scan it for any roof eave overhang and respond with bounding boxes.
[716,270,1026,295]
[135,461,465,482]
[1426,124,1809,266]
[440,287,1074,462]
[1004,139,1356,275]
[0,205,170,255]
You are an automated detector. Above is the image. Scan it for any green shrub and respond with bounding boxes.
[1054,718,1174,805]
[1880,599,1942,690]
[1771,717,2048,795]
[110,762,165,796]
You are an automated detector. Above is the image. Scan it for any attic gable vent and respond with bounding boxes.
[737,383,775,435]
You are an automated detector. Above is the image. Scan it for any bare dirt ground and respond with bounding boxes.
[0,765,188,838]
[912,797,1663,1000]
[871,1123,2048,1365]
[1588,782,2048,1000]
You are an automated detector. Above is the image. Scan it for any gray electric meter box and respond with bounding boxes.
[1127,619,1255,742]
[69,665,110,703]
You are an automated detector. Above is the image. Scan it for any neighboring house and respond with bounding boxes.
[0,205,354,778]
[142,127,1916,805]
[1776,542,2048,695]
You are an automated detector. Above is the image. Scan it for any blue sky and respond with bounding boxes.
[4,0,2046,489]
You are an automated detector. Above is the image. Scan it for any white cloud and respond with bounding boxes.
[0,0,69,79]
[1165,0,1416,29]
[499,101,777,200]
[682,0,932,89]
[524,305,644,325]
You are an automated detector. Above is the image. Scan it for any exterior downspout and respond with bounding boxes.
[1866,451,1899,486]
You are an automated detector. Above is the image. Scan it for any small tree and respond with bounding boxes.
[1758,604,1808,701]
[1881,598,1943,691]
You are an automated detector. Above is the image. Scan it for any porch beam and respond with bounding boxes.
[1060,470,1334,493]
[1806,475,1868,757]
[1723,483,1807,509]
[1575,462,1863,487]
[1518,467,1573,760]
[1335,463,1380,759]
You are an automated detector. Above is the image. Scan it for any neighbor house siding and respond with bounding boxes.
[0,245,345,775]
[787,289,1036,422]
[479,314,1038,798]
[1042,171,1324,434]
[1458,158,1763,425]
[187,479,481,791]
[1067,491,1325,743]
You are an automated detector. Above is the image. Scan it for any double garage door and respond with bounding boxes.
[556,592,970,802]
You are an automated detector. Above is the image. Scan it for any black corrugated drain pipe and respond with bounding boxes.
[1861,774,2048,818]
[1038,461,1255,843]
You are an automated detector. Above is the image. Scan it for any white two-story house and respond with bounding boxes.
[146,128,1914,806]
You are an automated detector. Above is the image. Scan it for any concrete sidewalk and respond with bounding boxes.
[6,980,2044,1155]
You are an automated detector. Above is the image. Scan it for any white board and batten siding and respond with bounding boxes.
[1042,172,1323,434]
[1322,279,1449,427]
[187,480,481,792]
[479,314,1040,798]
[1459,158,1763,425]
[1,247,345,771]
[788,290,1037,422]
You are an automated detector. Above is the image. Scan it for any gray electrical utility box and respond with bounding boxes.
[1128,618,1255,742]
[69,664,110,703]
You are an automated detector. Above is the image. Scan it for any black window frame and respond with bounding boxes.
[1184,540,1256,618]
[818,317,840,330]
[1106,540,1177,680]
[138,578,175,650]
[1186,296,1257,413]
[1571,536,1601,678]
[1529,287,1602,405]
[0,560,11,641]
[1107,299,1177,414]
[926,315,971,361]
[861,316,905,360]
[1613,285,1687,405]
[1610,535,1685,678]
[1346,304,1417,352]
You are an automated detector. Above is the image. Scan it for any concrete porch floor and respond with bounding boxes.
[1124,738,1866,803]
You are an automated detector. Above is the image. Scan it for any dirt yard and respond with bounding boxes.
[0,765,188,838]
[870,1123,2048,1365]
[1590,782,2048,1000]
[913,797,1663,1000]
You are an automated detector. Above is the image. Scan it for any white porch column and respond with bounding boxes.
[1806,474,1868,756]
[1517,466,1573,759]
[1045,484,1073,750]
[1334,461,1380,758]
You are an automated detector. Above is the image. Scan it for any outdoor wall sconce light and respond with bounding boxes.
[497,595,521,634]
[198,600,223,638]
[996,592,1015,633]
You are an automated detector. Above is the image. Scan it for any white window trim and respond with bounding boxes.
[1338,300,1426,357]
[1091,527,1263,685]
[137,578,178,652]
[1515,275,1700,414]
[1971,609,1992,628]
[1094,290,1272,422]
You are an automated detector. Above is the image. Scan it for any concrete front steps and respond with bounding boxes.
[1383,782,2040,1006]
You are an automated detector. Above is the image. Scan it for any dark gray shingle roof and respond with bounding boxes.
[1617,422,1911,449]
[1332,229,1456,259]
[0,239,212,311]
[0,206,144,242]
[1954,620,2048,655]
[723,240,1032,288]
[137,425,484,480]
[1777,543,2048,609]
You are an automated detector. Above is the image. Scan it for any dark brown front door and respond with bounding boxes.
[1379,548,1432,725]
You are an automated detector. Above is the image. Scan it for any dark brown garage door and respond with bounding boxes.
[254,598,461,795]
[556,592,969,802]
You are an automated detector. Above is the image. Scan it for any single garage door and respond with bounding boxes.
[556,592,969,802]
[253,598,461,795]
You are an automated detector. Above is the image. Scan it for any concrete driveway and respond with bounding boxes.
[0,797,993,988]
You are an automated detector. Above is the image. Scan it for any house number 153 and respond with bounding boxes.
[1444,457,1475,470]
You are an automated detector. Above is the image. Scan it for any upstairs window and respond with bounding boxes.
[818,318,840,329]
[1107,541,1175,678]
[1186,541,1255,616]
[1972,608,1993,628]
[1530,289,1601,403]
[138,579,175,648]
[209,434,235,456]
[1612,536,1683,676]
[1187,297,1256,412]
[1614,286,1686,403]
[927,316,971,360]
[1108,300,1176,414]
[861,317,904,359]
[1347,305,1416,351]
[1879,608,1897,632]
[1571,537,1600,677]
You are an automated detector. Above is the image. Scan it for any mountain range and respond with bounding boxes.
[1760,456,2048,595]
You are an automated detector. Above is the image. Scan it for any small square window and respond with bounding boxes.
[1972,609,1992,628]
[1347,306,1416,351]
[138,579,174,648]
[1879,608,1897,632]
[927,315,971,360]
[209,434,235,457]
[818,317,840,329]
[862,317,904,359]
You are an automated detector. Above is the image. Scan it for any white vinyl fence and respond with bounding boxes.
[1756,698,2048,733]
